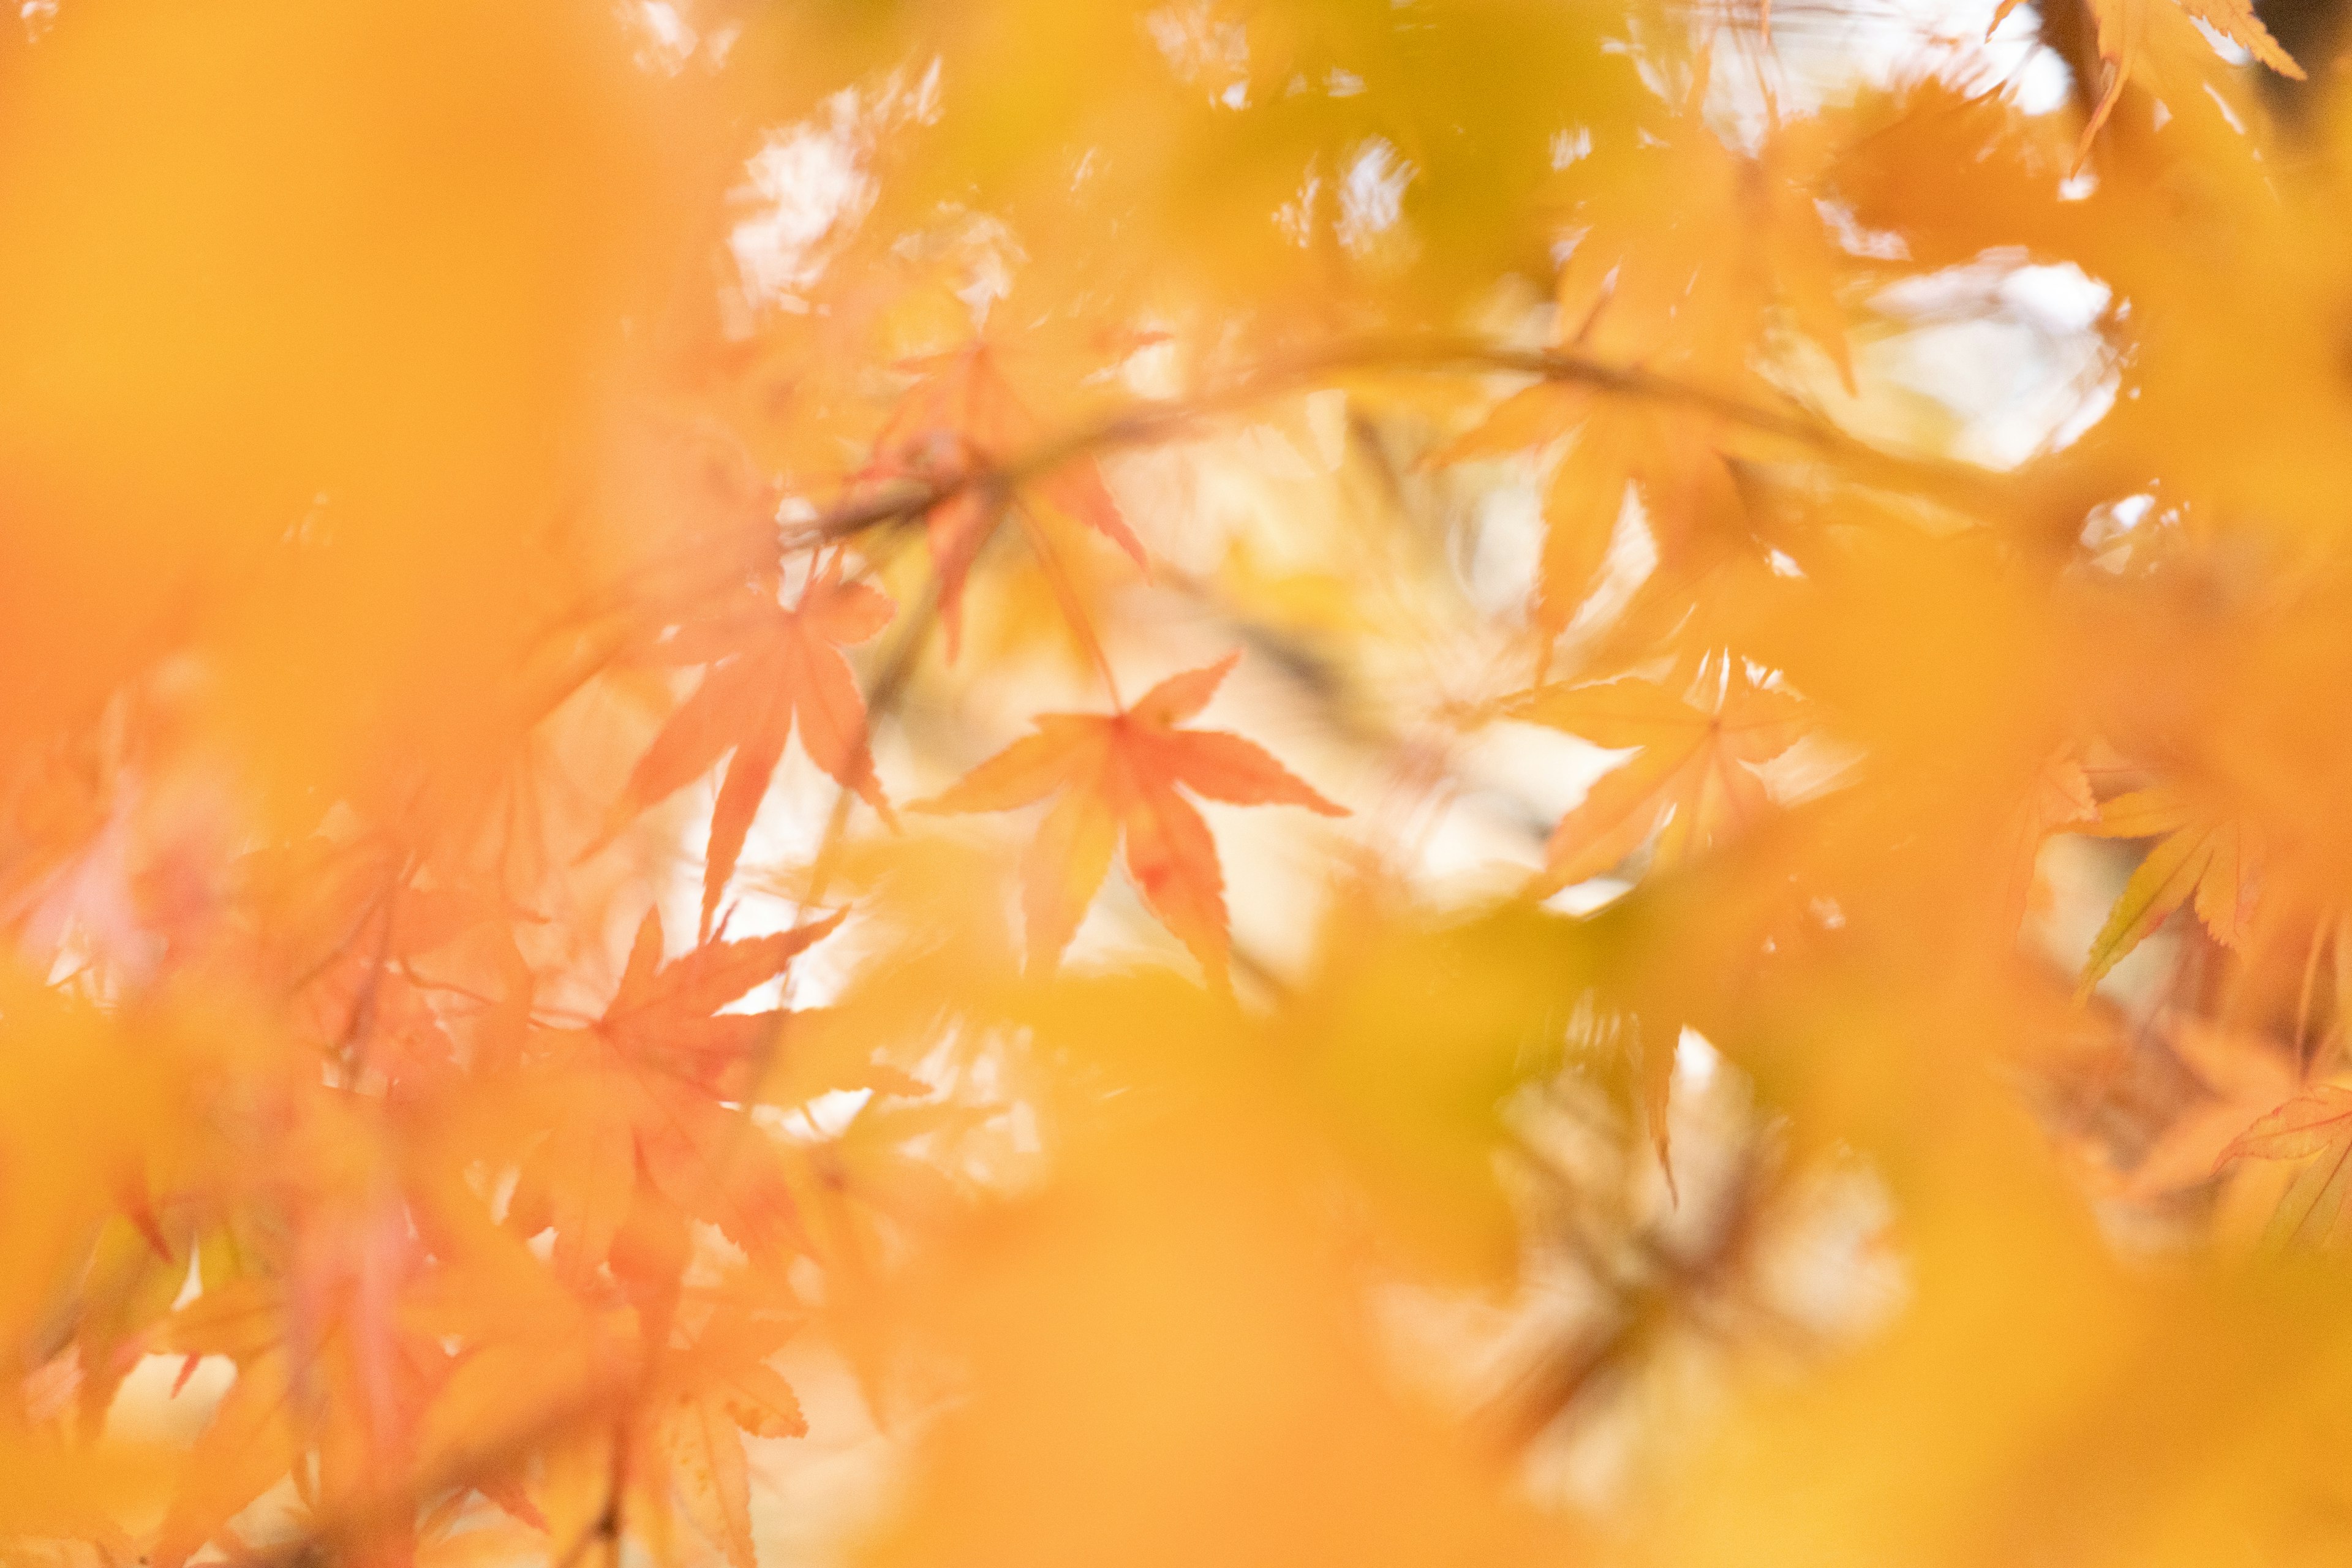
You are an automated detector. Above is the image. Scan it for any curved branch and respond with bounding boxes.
[783,335,2019,554]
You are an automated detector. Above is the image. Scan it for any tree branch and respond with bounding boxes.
[783,336,2020,556]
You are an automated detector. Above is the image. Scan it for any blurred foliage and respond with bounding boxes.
[9,1,2352,1566]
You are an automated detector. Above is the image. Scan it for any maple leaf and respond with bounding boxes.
[1507,666,1806,894]
[151,1205,484,1568]
[2075,785,2253,998]
[2214,1082,2352,1248]
[615,560,895,938]
[1436,386,1744,648]
[655,1313,807,1568]
[153,1344,300,1568]
[1991,0,2302,159]
[1997,752,2099,926]
[2117,1013,2298,1200]
[914,654,1344,983]
[68,1204,192,1442]
[863,342,1148,658]
[513,907,845,1281]
[409,1260,638,1532]
[1554,76,1854,391]
[2219,1082,2352,1166]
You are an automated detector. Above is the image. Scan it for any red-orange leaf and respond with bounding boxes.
[916,654,1344,982]
[2215,1082,2352,1248]
[617,561,895,938]
[520,908,843,1276]
[2218,1084,2352,1168]
[605,906,848,1045]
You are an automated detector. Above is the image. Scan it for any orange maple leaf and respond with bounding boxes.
[864,342,1148,658]
[915,654,1344,982]
[153,1210,530,1568]
[1991,0,2302,159]
[1434,387,1742,647]
[616,560,895,939]
[2116,1012,2298,1199]
[1555,99,1854,393]
[1507,665,1806,894]
[2218,1082,2352,1168]
[511,907,845,1281]
[2213,1081,2352,1247]
[655,1310,809,1568]
[1993,751,2100,928]
[151,1282,304,1568]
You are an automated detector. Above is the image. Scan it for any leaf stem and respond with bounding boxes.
[1018,509,1125,710]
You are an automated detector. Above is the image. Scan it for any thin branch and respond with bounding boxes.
[782,335,2019,556]
[1017,511,1125,710]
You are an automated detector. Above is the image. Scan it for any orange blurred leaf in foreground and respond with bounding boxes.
[15,1,2352,1566]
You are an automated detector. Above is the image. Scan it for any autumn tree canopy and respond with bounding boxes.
[7,0,2352,1564]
